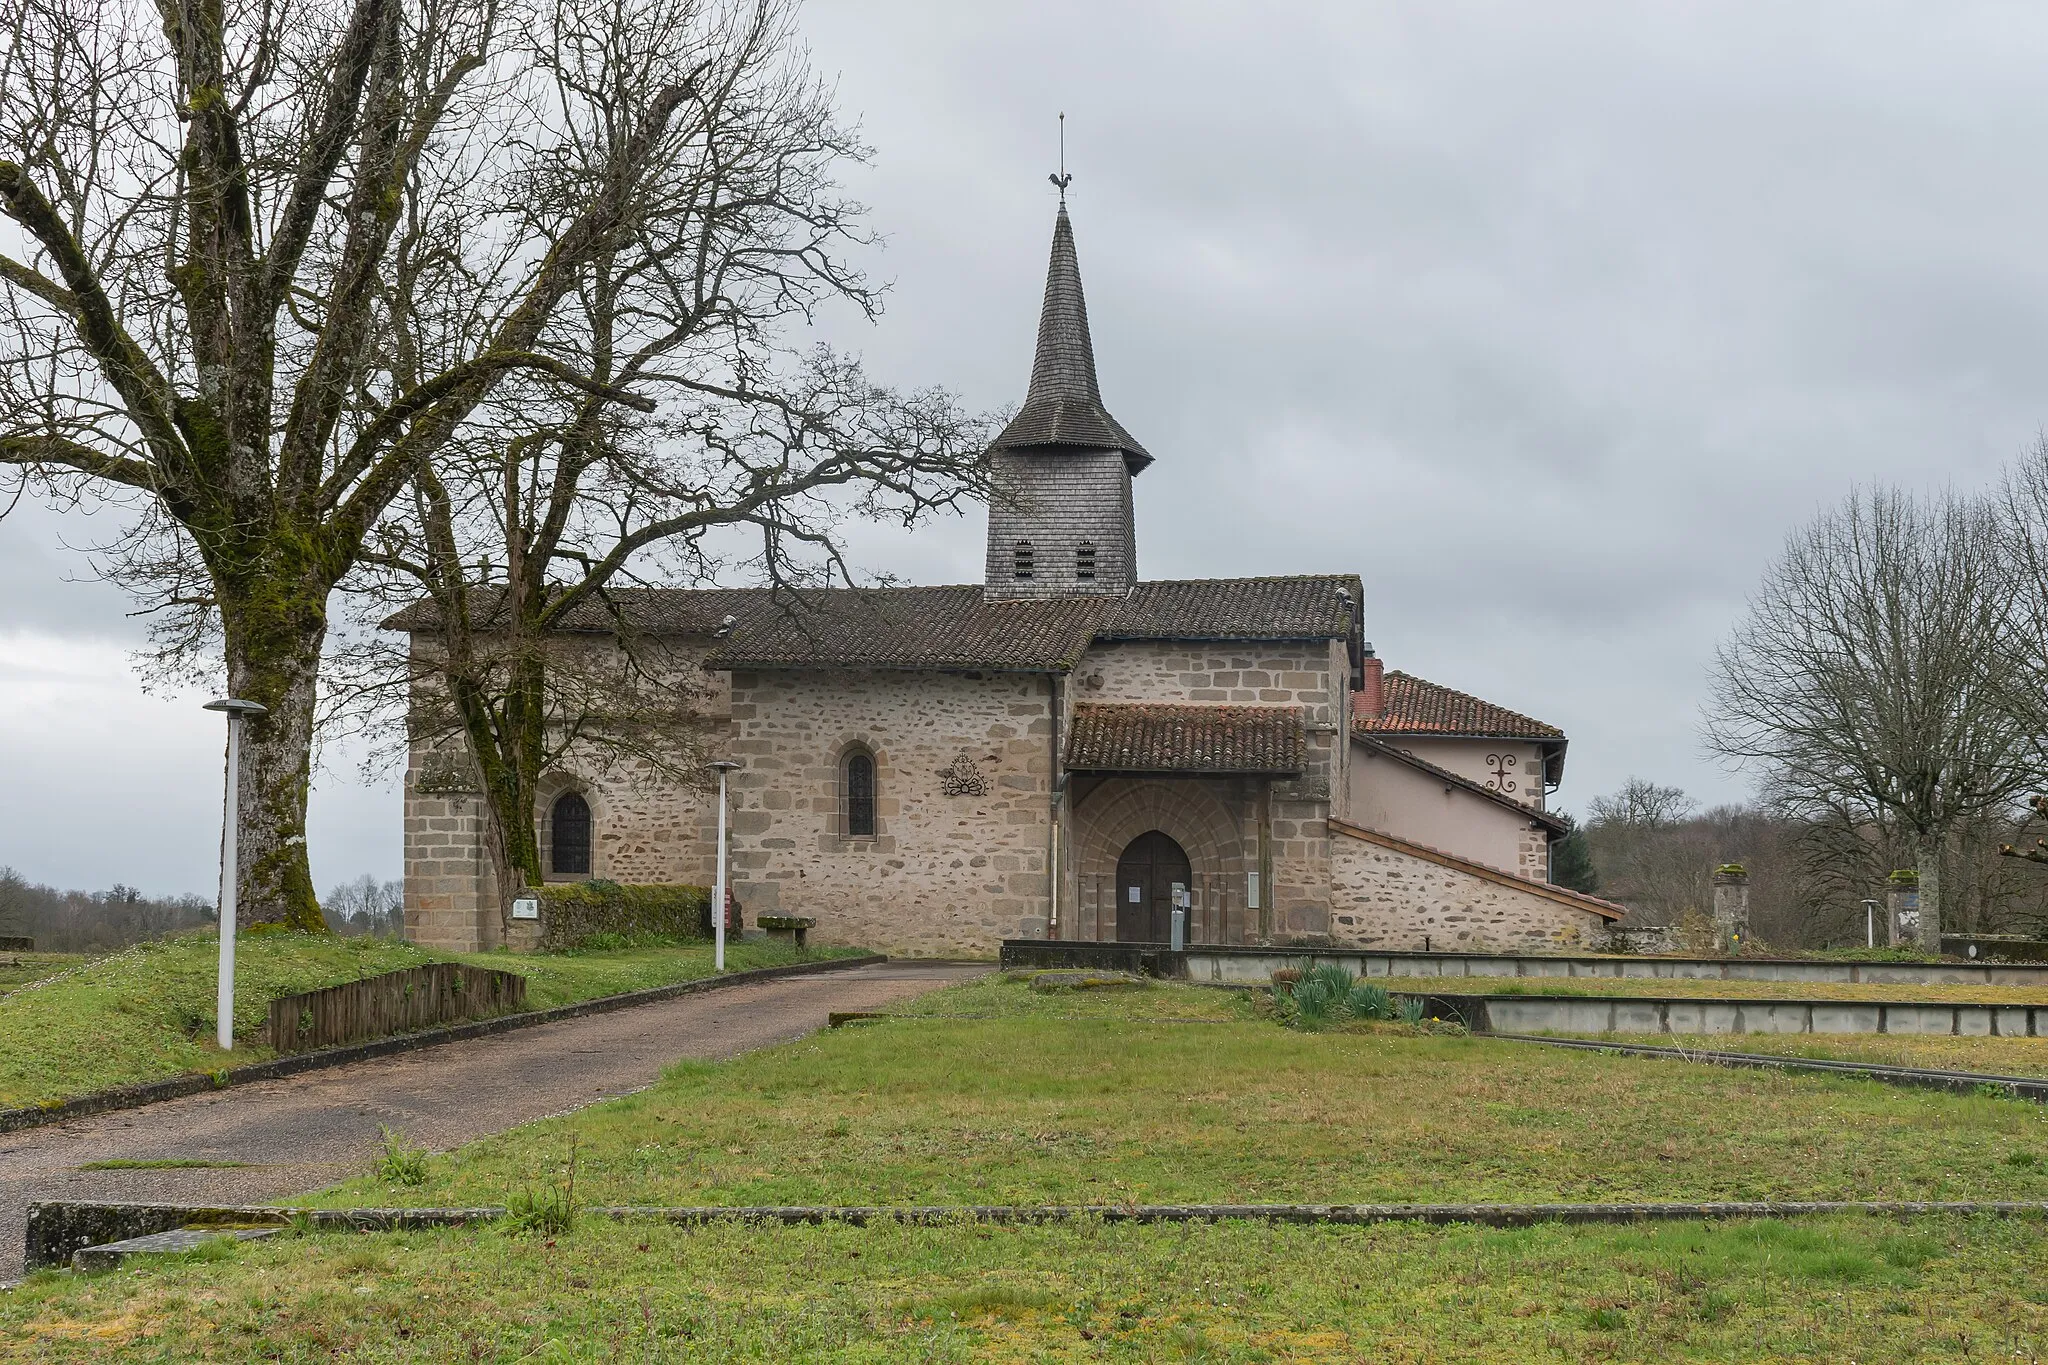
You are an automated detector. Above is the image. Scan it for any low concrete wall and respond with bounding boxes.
[1432,993,2048,1038]
[1000,939,2048,990]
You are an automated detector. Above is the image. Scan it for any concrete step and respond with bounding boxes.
[72,1225,280,1272]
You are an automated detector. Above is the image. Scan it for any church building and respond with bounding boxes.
[400,202,1623,957]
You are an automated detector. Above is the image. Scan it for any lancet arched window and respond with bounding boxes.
[550,791,591,875]
[844,750,877,838]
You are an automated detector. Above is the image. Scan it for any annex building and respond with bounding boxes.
[401,202,1623,957]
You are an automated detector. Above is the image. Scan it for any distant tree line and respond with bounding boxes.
[1561,777,2048,949]
[320,876,405,939]
[0,868,405,952]
[0,868,213,953]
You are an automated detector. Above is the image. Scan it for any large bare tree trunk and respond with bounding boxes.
[220,586,328,933]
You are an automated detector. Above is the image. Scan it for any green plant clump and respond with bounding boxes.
[1275,962,1402,1030]
[376,1126,430,1186]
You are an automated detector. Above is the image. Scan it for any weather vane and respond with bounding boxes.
[1048,111,1072,202]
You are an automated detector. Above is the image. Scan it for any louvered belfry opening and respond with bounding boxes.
[983,203,1146,599]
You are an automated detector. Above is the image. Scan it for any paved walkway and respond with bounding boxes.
[0,959,986,1280]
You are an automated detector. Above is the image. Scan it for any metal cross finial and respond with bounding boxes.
[1048,111,1072,201]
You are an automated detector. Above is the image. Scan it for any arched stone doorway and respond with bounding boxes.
[1116,830,1192,943]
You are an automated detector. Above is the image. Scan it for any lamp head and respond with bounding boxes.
[705,759,742,773]
[204,698,270,719]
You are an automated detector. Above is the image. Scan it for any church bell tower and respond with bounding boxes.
[983,200,1150,600]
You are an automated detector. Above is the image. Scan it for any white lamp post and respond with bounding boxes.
[204,698,268,1051]
[707,759,741,971]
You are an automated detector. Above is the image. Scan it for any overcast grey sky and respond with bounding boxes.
[2,0,2044,896]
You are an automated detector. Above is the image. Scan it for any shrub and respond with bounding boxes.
[1394,996,1426,1026]
[534,882,711,951]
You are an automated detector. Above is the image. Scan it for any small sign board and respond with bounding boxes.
[511,895,540,921]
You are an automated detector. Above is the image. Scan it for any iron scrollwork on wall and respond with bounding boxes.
[937,749,992,797]
[1485,752,1518,793]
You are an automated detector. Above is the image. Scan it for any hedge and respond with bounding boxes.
[534,881,714,951]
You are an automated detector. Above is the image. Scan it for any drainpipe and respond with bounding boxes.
[1047,671,1066,940]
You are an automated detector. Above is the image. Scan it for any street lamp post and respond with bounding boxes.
[707,760,741,971]
[1862,898,1879,949]
[204,698,268,1052]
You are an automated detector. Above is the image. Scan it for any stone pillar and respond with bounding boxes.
[1712,864,1750,954]
[1886,870,1920,949]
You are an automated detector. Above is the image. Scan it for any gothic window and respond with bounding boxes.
[844,750,877,837]
[551,791,591,875]
[1012,540,1035,580]
[1074,542,1097,581]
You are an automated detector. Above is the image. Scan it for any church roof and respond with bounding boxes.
[387,575,1359,671]
[1353,670,1564,741]
[1065,703,1305,774]
[987,205,1152,473]
[705,585,1104,672]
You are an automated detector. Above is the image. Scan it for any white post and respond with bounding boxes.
[1863,898,1878,949]
[206,697,266,1052]
[713,764,729,972]
[217,712,241,1051]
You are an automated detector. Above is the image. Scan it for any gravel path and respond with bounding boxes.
[0,959,986,1281]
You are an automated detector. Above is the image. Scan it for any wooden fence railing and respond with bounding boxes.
[267,963,527,1054]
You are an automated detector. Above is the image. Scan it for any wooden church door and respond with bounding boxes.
[1115,830,1192,943]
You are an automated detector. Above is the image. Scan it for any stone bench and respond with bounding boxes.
[756,916,817,950]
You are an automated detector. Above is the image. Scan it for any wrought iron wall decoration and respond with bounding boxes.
[1485,752,1518,793]
[938,750,992,797]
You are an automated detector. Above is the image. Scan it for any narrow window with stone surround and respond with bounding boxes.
[1012,541,1035,580]
[1075,542,1097,581]
[551,791,591,875]
[844,750,877,838]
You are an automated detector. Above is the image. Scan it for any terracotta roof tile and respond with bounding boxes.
[1065,702,1305,774]
[1354,670,1563,740]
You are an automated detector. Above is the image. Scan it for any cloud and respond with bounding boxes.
[8,1,2048,887]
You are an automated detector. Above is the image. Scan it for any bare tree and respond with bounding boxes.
[0,0,754,927]
[315,0,994,913]
[1705,485,2030,949]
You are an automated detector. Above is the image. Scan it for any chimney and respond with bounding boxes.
[1360,644,1384,720]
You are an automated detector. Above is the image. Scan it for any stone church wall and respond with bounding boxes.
[403,635,726,953]
[722,668,1058,956]
[1328,824,1604,951]
[1060,638,1351,943]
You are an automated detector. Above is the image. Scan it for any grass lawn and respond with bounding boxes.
[305,974,2048,1210]
[0,931,862,1111]
[7,1213,2045,1362]
[0,953,78,998]
[1380,972,2048,1005]
[13,974,2048,1361]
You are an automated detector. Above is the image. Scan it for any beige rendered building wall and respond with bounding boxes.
[1388,737,1548,809]
[1344,744,1543,874]
[720,667,1058,956]
[1327,825,1605,951]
